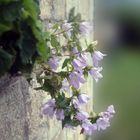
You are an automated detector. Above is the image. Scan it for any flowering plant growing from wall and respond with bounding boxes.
[37,8,115,135]
[0,0,115,136]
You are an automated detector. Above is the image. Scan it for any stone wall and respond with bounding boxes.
[0,1,94,140]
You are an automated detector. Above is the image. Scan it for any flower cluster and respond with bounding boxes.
[76,105,115,135]
[36,17,115,136]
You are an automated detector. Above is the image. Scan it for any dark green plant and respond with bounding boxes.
[0,0,50,77]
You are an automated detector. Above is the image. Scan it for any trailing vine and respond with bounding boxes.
[0,0,115,135]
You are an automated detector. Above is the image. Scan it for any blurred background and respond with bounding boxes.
[91,0,140,140]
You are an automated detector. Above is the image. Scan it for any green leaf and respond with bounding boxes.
[68,7,81,22]
[62,58,70,69]
[57,95,70,108]
[62,117,80,129]
[22,0,39,21]
[90,116,100,124]
[62,116,71,128]
[59,71,68,77]
[0,0,19,4]
[43,32,51,41]
[17,21,37,64]
[0,1,22,22]
[51,35,60,53]
[37,41,50,61]
[83,70,89,79]
[0,48,14,76]
[0,0,49,77]
[0,23,13,34]
[52,23,60,30]
[68,7,75,22]
[37,75,52,81]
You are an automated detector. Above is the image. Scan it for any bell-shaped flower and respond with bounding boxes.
[42,99,56,117]
[75,111,89,121]
[100,105,115,120]
[89,67,103,82]
[79,22,92,35]
[62,22,72,37]
[92,51,106,67]
[97,105,115,130]
[69,71,86,89]
[78,94,90,104]
[72,98,81,109]
[107,105,115,114]
[72,47,79,55]
[96,117,110,131]
[56,109,65,120]
[72,94,89,109]
[82,119,97,135]
[61,78,70,92]
[72,53,88,73]
[48,57,59,71]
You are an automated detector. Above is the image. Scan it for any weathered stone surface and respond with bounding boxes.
[0,75,30,140]
[0,75,61,140]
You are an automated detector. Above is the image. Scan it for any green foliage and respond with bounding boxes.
[68,7,81,22]
[0,0,49,76]
[51,35,60,53]
[0,48,14,77]
[62,58,71,69]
